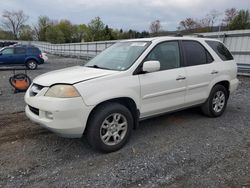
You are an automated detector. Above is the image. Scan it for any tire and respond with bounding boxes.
[201,84,229,117]
[26,60,38,70]
[86,102,133,153]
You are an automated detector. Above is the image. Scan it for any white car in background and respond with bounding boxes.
[41,52,48,62]
[25,36,238,152]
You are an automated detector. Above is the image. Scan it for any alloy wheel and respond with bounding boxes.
[100,113,128,146]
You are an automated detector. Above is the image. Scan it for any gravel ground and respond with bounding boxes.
[0,56,250,187]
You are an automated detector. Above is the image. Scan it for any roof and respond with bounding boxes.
[1,44,38,49]
[122,36,220,43]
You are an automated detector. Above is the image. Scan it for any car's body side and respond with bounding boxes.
[0,46,44,66]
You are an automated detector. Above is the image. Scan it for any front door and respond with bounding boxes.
[139,41,187,118]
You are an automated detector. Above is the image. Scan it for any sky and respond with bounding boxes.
[0,0,250,31]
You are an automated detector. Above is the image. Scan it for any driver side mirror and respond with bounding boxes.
[142,60,160,73]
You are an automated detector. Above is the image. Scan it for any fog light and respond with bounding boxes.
[45,111,53,119]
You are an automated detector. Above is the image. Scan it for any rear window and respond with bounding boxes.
[206,41,233,61]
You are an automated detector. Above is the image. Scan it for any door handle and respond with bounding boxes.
[176,75,186,80]
[211,70,218,74]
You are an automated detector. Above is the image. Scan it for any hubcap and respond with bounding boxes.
[212,91,225,113]
[29,61,36,69]
[100,113,128,146]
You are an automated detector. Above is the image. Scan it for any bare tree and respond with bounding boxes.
[1,10,29,39]
[223,8,238,26]
[199,17,211,28]
[206,10,222,31]
[33,16,51,41]
[179,18,197,30]
[149,20,161,34]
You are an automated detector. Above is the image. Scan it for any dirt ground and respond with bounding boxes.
[0,56,250,187]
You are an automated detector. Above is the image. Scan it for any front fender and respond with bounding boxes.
[74,74,141,109]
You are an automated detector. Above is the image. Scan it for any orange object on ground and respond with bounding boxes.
[9,73,31,92]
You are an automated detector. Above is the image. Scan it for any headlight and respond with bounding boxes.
[45,84,80,98]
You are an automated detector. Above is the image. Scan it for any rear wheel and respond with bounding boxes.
[86,102,133,152]
[26,60,38,70]
[201,84,228,117]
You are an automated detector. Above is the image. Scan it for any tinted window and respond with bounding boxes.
[28,48,40,54]
[206,40,233,61]
[15,48,26,54]
[182,41,212,66]
[145,41,180,70]
[206,51,214,63]
[2,48,14,55]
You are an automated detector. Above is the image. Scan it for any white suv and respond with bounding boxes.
[25,37,239,152]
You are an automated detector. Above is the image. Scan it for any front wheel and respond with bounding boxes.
[86,102,133,152]
[201,84,229,117]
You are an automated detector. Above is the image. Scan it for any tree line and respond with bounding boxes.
[149,8,250,35]
[0,11,150,43]
[177,8,250,33]
[0,8,249,43]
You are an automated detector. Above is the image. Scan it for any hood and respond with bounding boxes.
[33,66,118,86]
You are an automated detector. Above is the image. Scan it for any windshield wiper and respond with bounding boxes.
[85,65,112,70]
[85,64,101,68]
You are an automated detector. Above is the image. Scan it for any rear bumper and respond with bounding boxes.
[37,58,44,64]
[230,78,239,94]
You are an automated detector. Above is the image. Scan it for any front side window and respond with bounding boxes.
[145,41,180,70]
[2,48,14,55]
[206,40,233,61]
[182,41,213,66]
[85,41,150,71]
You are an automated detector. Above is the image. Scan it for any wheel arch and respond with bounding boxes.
[213,80,230,98]
[25,58,38,65]
[85,97,139,133]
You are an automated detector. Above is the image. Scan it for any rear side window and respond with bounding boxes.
[15,48,26,54]
[28,48,41,54]
[182,41,213,66]
[206,41,233,61]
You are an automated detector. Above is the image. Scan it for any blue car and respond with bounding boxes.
[0,45,44,70]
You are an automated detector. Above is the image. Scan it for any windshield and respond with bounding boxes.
[85,41,150,71]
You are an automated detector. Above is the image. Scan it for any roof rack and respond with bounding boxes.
[196,34,204,38]
[174,33,183,37]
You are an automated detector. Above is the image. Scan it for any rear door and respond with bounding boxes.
[13,47,26,64]
[205,40,236,81]
[181,40,215,106]
[139,41,187,118]
[0,48,14,65]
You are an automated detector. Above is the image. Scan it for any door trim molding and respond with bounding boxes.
[142,87,186,99]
